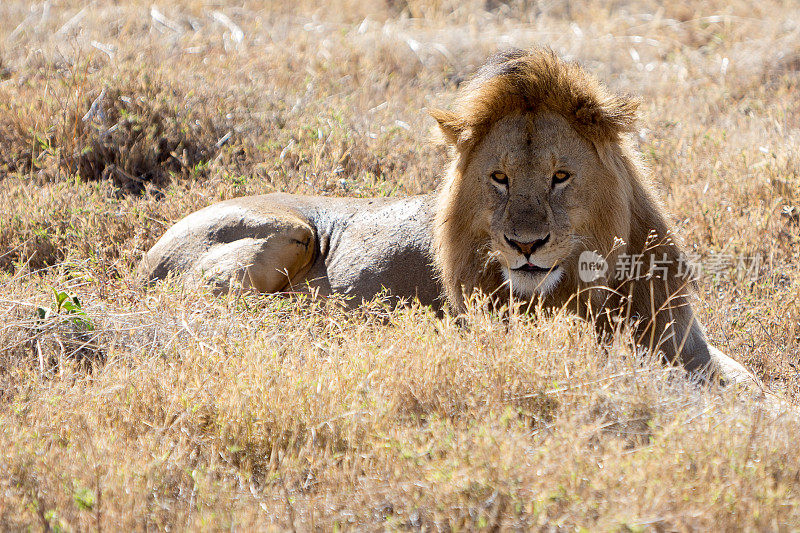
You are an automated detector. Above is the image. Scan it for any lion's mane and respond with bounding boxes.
[431,48,690,350]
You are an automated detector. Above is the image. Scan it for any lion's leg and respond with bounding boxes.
[705,344,759,385]
[189,217,315,294]
[590,280,759,387]
[139,201,318,294]
[673,317,756,385]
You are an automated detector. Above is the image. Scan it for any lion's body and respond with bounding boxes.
[139,47,759,386]
[138,193,441,306]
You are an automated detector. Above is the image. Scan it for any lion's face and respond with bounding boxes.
[464,111,608,298]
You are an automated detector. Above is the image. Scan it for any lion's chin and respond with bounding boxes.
[503,266,564,298]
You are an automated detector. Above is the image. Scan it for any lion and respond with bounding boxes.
[138,47,756,386]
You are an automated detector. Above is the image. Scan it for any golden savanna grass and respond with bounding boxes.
[1,0,799,530]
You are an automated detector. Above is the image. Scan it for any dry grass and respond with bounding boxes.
[1,0,799,530]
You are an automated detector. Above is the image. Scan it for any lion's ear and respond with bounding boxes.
[574,94,640,140]
[603,94,640,131]
[429,108,464,146]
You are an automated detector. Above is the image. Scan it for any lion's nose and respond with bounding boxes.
[505,234,550,257]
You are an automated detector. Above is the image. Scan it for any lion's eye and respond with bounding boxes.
[490,171,508,185]
[552,170,571,185]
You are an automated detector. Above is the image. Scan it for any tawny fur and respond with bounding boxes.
[431,47,756,384]
[429,48,639,150]
[141,47,761,388]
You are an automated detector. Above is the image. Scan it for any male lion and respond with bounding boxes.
[139,48,754,385]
